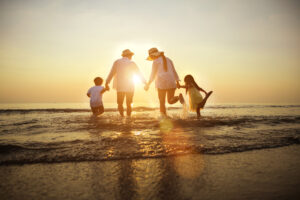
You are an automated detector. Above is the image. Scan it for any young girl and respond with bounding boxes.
[180,75,213,118]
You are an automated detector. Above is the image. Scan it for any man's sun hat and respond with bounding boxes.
[122,49,134,57]
[147,47,162,61]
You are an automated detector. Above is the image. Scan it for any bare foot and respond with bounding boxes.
[207,91,213,98]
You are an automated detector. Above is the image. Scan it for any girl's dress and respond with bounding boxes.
[187,85,203,111]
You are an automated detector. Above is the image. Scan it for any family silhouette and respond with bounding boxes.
[87,48,213,118]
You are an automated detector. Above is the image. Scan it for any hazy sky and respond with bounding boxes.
[0,0,299,104]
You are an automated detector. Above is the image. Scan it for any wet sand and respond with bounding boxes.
[1,145,300,200]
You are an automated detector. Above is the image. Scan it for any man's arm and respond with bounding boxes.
[134,63,146,84]
[105,61,117,87]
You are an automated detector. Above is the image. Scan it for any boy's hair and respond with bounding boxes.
[94,77,103,85]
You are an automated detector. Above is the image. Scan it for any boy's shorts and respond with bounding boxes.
[91,105,104,115]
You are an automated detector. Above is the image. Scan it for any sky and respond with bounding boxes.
[0,0,299,104]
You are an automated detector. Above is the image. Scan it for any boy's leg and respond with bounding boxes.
[98,105,104,115]
[91,107,98,115]
[158,89,167,114]
[125,92,134,116]
[167,88,179,104]
[117,92,125,116]
[198,91,213,109]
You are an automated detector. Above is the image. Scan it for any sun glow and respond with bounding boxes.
[133,75,141,84]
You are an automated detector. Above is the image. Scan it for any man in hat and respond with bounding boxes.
[105,49,146,117]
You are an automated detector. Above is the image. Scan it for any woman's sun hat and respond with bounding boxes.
[122,49,134,57]
[147,47,163,61]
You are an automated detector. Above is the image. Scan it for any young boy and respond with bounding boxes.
[87,77,108,116]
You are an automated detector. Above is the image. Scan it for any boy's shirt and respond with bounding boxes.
[87,86,104,107]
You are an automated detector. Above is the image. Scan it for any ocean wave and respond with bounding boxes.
[1,115,300,136]
[0,105,299,114]
[0,134,299,165]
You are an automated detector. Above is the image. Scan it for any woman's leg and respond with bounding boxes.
[166,88,179,104]
[158,89,167,114]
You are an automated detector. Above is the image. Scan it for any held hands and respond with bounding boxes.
[144,83,149,91]
[105,84,110,91]
[176,81,181,89]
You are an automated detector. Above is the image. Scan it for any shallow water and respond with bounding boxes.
[0,104,299,164]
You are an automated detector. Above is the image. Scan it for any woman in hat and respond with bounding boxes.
[144,48,184,116]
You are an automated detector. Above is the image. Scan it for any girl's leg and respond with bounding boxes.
[198,91,213,109]
[158,89,167,114]
[196,104,201,118]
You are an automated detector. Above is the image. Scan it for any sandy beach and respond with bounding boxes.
[1,145,299,200]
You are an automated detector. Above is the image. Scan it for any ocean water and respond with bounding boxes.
[0,103,299,165]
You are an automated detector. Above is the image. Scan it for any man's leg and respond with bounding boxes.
[158,89,167,115]
[117,92,125,117]
[167,88,179,104]
[125,92,134,116]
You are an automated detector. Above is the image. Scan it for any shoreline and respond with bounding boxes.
[1,145,300,200]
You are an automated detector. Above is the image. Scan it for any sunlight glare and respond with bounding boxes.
[133,74,141,84]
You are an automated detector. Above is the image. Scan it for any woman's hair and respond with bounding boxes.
[160,52,168,72]
[184,74,201,93]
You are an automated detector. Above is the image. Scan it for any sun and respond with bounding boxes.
[133,74,141,84]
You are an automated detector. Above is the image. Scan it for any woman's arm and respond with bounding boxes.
[148,62,158,84]
[144,62,158,91]
[170,60,181,88]
[170,60,180,81]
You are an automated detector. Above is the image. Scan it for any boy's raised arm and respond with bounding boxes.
[101,87,109,94]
